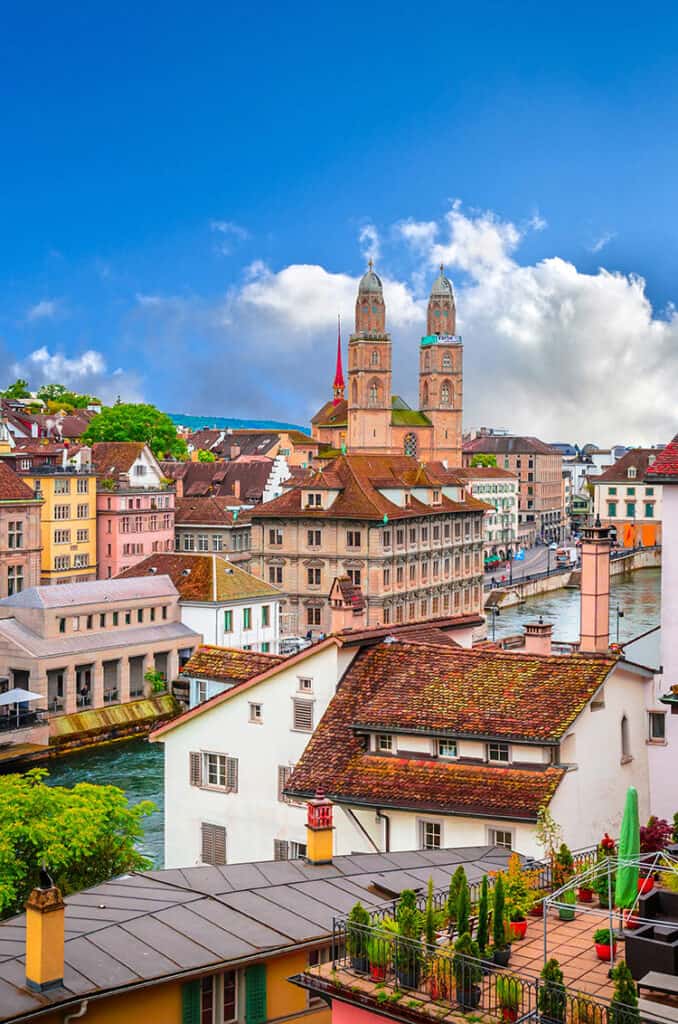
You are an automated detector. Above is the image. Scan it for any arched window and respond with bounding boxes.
[371,349,380,367]
[442,351,452,371]
[422,381,429,406]
[351,380,358,405]
[621,715,631,760]
[424,352,431,371]
[441,380,451,405]
[404,432,417,457]
[368,380,381,407]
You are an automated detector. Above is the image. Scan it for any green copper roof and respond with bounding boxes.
[391,408,432,427]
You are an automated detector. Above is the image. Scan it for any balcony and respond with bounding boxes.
[0,708,47,733]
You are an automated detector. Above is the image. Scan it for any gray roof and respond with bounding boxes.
[357,266,383,294]
[0,576,178,610]
[430,266,454,297]
[0,619,199,659]
[0,846,510,1022]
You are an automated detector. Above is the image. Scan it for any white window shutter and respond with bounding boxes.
[226,757,239,793]
[190,751,202,786]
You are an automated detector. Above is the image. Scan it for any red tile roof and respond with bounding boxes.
[311,398,348,427]
[181,644,284,682]
[252,454,490,522]
[0,461,40,502]
[646,435,678,481]
[175,496,248,525]
[595,448,660,483]
[117,552,279,602]
[91,442,147,478]
[463,435,558,456]
[286,640,616,819]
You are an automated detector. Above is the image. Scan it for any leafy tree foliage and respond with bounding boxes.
[197,449,216,462]
[81,403,187,459]
[470,454,497,467]
[0,769,155,918]
[0,378,31,399]
[37,384,99,409]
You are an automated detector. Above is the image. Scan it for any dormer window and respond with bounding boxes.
[438,739,457,759]
[488,741,510,763]
[432,489,441,505]
[377,734,393,752]
[305,492,322,508]
[627,467,637,479]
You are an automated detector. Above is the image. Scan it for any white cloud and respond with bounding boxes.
[396,218,439,252]
[358,224,380,264]
[589,231,616,253]
[210,219,250,255]
[26,299,60,321]
[528,211,548,232]
[12,346,142,404]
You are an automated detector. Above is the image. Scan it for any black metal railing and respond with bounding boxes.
[0,708,47,732]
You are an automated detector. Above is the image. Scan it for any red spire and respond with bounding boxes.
[332,315,345,405]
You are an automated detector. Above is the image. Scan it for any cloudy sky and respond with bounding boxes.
[2,2,678,446]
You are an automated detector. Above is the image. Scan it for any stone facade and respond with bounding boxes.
[0,463,42,600]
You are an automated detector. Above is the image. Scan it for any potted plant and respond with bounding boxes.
[347,902,371,973]
[592,927,617,962]
[476,875,489,957]
[447,866,466,930]
[453,932,482,1008]
[503,853,532,940]
[530,890,547,917]
[538,959,566,1024]
[621,909,640,930]
[424,878,437,949]
[144,668,166,694]
[558,889,576,921]
[456,873,471,938]
[610,960,640,1024]
[492,874,511,967]
[577,882,594,903]
[593,855,616,909]
[496,975,523,1023]
[367,928,392,980]
[429,948,453,1001]
[553,843,574,887]
[394,903,422,989]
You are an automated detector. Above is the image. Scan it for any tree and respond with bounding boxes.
[610,960,640,1024]
[1,378,31,399]
[37,383,99,409]
[448,865,467,923]
[81,403,187,460]
[470,454,497,468]
[476,875,489,955]
[456,873,471,937]
[0,769,155,918]
[197,449,216,462]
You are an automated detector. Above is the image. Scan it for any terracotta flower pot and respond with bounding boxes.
[509,919,527,940]
[594,942,617,962]
[638,876,654,894]
[501,1008,519,1023]
[529,903,544,918]
[622,910,640,930]
[370,963,386,981]
[578,887,594,903]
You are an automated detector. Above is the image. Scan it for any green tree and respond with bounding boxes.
[493,874,508,950]
[456,873,471,937]
[81,403,187,459]
[197,449,216,462]
[610,960,640,1024]
[38,383,98,409]
[448,865,467,923]
[1,378,31,399]
[424,877,436,947]
[0,769,155,918]
[476,875,489,954]
[470,454,497,468]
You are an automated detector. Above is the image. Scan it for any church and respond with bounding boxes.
[311,262,463,465]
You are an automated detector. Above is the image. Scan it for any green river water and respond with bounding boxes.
[44,568,661,868]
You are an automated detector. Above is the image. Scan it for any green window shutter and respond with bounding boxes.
[182,980,200,1024]
[246,963,267,1024]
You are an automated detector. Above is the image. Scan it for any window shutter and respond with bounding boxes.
[293,699,313,731]
[226,757,239,793]
[189,751,202,787]
[278,765,292,801]
[181,980,200,1024]
[201,822,227,865]
[245,964,267,1024]
[274,839,289,861]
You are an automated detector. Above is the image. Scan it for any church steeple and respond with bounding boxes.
[355,260,386,334]
[332,316,345,405]
[427,263,456,336]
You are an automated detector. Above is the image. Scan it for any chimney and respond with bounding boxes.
[25,870,65,992]
[232,478,241,499]
[306,792,334,864]
[523,617,553,655]
[579,515,611,653]
[175,475,183,499]
[230,443,241,460]
[328,577,367,634]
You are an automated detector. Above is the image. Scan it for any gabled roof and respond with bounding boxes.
[594,448,661,483]
[286,640,618,819]
[162,458,273,500]
[181,644,285,682]
[0,462,38,502]
[90,441,148,479]
[311,398,348,427]
[175,496,248,525]
[116,553,281,603]
[646,434,678,481]
[463,435,558,456]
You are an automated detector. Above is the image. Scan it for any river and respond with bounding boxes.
[45,568,661,868]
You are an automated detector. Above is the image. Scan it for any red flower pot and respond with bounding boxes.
[509,919,527,940]
[529,903,544,918]
[622,910,640,930]
[578,887,594,903]
[638,876,654,894]
[501,1009,519,1023]
[595,942,617,962]
[370,964,386,981]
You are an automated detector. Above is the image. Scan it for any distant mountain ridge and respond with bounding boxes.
[169,413,309,434]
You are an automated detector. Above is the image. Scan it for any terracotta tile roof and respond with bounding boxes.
[332,575,366,612]
[252,454,490,522]
[438,464,518,481]
[90,441,147,478]
[463,435,558,456]
[117,552,281,602]
[162,458,272,500]
[175,496,248,525]
[311,398,348,427]
[0,461,39,502]
[644,436,678,481]
[286,640,616,819]
[595,448,661,483]
[181,643,284,682]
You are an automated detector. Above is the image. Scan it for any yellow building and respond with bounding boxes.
[20,466,97,583]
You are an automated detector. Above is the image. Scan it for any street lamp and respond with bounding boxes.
[489,605,501,642]
[546,546,551,576]
[616,603,625,643]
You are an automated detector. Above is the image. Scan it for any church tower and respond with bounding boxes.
[347,262,393,453]
[419,266,463,464]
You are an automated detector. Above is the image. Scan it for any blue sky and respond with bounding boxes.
[2,2,678,443]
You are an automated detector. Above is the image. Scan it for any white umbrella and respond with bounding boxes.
[0,687,43,706]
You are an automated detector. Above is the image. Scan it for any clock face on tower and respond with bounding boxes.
[372,305,379,314]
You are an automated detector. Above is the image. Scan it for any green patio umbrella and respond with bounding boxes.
[615,786,640,908]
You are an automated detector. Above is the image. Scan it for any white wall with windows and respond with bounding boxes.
[179,594,281,654]
[157,641,360,867]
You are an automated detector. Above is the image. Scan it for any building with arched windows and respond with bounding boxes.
[312,264,463,465]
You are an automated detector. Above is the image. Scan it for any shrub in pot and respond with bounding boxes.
[553,843,574,887]
[492,874,511,967]
[447,866,467,930]
[558,889,576,921]
[347,901,371,973]
[453,932,482,1009]
[593,857,616,909]
[429,948,454,1002]
[394,904,422,989]
[367,928,392,980]
[593,927,617,963]
[496,974,523,1023]
[476,875,490,958]
[504,852,531,939]
[577,884,594,903]
[610,960,640,1024]
[538,959,566,1024]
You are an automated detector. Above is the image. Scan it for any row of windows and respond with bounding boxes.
[223,605,271,633]
[57,605,169,633]
[118,514,173,533]
[606,485,654,497]
[53,528,89,544]
[182,532,250,552]
[54,553,90,570]
[101,493,172,510]
[607,502,654,519]
[54,503,91,520]
[421,821,513,851]
[268,520,481,550]
[376,734,510,763]
[381,584,482,624]
[53,477,91,495]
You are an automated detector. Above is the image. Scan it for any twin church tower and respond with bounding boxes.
[311,262,463,465]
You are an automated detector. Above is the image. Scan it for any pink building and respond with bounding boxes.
[91,442,175,579]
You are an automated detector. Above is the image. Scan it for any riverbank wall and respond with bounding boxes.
[485,546,661,609]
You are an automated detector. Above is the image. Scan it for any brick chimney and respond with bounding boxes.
[328,576,367,633]
[174,474,183,499]
[523,617,553,655]
[306,792,334,864]
[232,478,241,500]
[579,516,611,653]
[25,870,65,992]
